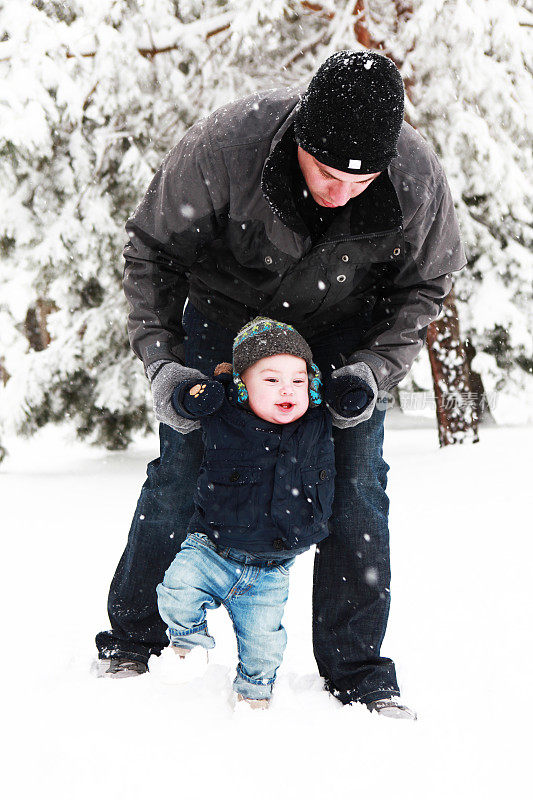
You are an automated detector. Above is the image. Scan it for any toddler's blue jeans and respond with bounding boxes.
[157,531,295,700]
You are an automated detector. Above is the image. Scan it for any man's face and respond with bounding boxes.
[242,354,309,425]
[297,146,381,208]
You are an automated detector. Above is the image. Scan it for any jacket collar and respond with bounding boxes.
[261,99,309,235]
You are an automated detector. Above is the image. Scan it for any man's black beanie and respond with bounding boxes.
[294,50,405,175]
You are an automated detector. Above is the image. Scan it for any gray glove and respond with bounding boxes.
[149,360,208,434]
[327,362,378,429]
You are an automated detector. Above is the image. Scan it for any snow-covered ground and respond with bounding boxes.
[2,418,531,799]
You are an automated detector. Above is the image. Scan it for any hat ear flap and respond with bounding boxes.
[308,363,323,407]
[233,370,249,406]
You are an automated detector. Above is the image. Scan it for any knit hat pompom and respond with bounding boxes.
[294,50,405,175]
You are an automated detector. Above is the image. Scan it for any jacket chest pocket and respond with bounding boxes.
[260,251,375,322]
[260,259,332,320]
[196,464,261,528]
[300,464,335,525]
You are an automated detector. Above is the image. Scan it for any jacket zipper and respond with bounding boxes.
[308,225,403,254]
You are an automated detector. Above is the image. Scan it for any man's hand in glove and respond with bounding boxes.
[325,362,378,429]
[149,360,209,434]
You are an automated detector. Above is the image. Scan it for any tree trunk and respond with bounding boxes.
[463,336,496,425]
[426,291,479,446]
[24,299,55,352]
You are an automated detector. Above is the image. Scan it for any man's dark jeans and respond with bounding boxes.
[96,303,400,704]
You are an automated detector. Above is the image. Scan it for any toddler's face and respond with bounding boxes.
[241,354,309,424]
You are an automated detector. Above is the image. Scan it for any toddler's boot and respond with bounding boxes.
[171,645,192,658]
[236,693,270,710]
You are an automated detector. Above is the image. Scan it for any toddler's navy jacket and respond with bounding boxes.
[189,374,335,554]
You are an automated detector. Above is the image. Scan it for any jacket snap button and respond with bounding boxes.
[319,469,328,480]
[273,538,285,551]
[393,247,401,256]
[230,471,240,482]
[341,254,349,262]
[264,255,273,265]
[337,274,346,283]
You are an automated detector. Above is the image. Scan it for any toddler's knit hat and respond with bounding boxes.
[294,50,405,175]
[233,317,313,374]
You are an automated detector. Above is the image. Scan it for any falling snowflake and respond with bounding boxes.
[180,203,195,219]
[365,567,378,586]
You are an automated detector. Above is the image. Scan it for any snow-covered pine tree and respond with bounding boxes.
[0,0,311,450]
[1,0,531,454]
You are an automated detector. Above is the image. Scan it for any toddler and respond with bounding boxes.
[156,317,335,707]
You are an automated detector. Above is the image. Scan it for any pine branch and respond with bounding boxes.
[0,11,234,62]
[63,22,232,60]
[281,31,332,68]
[329,1,363,52]
[300,2,336,21]
[0,2,373,65]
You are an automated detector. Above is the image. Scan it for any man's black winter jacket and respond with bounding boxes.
[123,87,466,391]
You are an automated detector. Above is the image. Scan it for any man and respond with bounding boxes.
[96,51,465,718]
